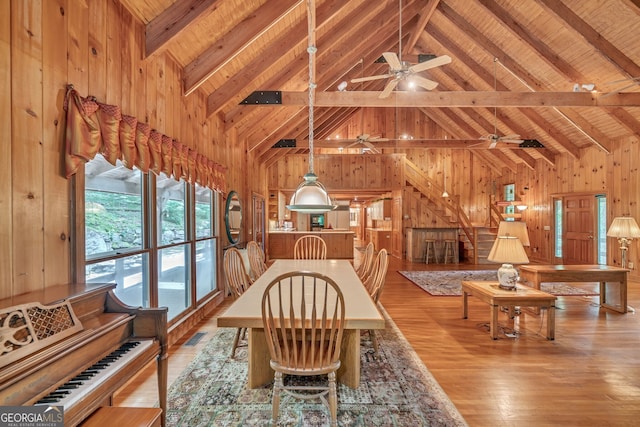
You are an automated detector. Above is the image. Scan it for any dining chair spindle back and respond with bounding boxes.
[223,247,253,358]
[261,271,345,427]
[293,235,327,259]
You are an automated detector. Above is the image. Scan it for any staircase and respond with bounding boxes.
[460,226,497,264]
[403,159,477,262]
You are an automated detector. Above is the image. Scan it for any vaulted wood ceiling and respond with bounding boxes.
[120,0,640,171]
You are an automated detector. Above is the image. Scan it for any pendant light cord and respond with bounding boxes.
[307,0,317,175]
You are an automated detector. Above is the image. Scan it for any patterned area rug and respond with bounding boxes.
[166,308,467,426]
[398,270,600,297]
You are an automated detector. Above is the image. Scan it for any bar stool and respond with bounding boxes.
[424,239,437,264]
[442,239,456,264]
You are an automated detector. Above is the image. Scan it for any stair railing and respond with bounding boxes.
[403,159,476,261]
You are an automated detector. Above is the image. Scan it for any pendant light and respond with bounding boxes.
[286,0,336,214]
[442,159,449,198]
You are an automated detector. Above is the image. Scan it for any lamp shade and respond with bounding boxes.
[286,172,336,214]
[487,236,530,264]
[497,221,530,246]
[607,217,640,238]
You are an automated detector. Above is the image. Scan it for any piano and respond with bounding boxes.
[0,283,167,427]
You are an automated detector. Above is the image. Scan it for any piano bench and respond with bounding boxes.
[80,407,162,427]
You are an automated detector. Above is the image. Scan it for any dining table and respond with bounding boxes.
[217,259,385,389]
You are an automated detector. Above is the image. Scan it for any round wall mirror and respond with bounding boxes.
[225,191,242,244]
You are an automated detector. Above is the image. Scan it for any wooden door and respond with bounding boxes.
[252,194,265,250]
[392,193,403,258]
[563,195,595,264]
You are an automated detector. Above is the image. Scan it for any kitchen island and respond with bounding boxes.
[267,230,355,260]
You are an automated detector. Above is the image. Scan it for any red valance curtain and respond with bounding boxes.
[63,85,226,193]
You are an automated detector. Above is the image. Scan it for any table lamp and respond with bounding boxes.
[607,216,640,269]
[487,236,530,290]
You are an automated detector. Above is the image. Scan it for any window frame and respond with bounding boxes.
[74,155,220,325]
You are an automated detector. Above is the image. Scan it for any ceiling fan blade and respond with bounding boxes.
[408,54,452,73]
[382,52,403,71]
[358,134,371,141]
[501,134,521,140]
[502,139,525,144]
[363,141,380,154]
[351,73,393,83]
[379,79,399,99]
[369,136,389,142]
[410,75,439,91]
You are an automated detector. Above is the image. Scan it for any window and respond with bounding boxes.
[554,198,563,258]
[596,195,607,265]
[504,183,515,220]
[82,154,219,323]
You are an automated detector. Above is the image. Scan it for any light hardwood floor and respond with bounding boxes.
[116,254,640,426]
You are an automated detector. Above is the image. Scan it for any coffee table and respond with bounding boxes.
[518,264,629,313]
[461,280,557,340]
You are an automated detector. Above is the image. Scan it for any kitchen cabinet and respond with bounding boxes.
[366,228,392,252]
[268,231,355,260]
[370,199,391,220]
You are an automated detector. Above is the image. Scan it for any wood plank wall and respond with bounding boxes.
[266,138,640,280]
[1,0,238,299]
[4,0,640,302]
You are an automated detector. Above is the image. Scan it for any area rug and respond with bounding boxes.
[165,308,467,426]
[398,270,600,297]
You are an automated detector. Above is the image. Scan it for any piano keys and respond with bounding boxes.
[0,283,168,427]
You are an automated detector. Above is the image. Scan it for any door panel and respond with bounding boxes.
[563,195,595,264]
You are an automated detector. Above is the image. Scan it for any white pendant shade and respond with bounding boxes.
[287,173,336,214]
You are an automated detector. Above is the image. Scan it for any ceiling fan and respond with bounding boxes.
[475,57,524,148]
[351,52,452,99]
[478,133,524,149]
[349,0,451,99]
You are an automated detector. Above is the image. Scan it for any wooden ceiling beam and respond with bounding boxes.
[305,139,547,150]
[145,0,223,59]
[437,2,611,153]
[205,0,350,117]
[537,0,640,80]
[244,0,414,156]
[183,0,302,96]
[477,0,640,155]
[276,91,640,107]
[423,22,579,159]
[403,0,440,55]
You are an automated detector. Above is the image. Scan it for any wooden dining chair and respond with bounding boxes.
[363,249,389,354]
[247,240,268,280]
[223,247,253,358]
[293,235,327,259]
[355,242,375,281]
[261,271,345,427]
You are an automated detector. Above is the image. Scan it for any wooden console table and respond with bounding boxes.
[461,281,556,340]
[518,265,629,314]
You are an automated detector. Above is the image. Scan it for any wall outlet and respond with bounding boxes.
[543,225,551,231]
[629,262,634,269]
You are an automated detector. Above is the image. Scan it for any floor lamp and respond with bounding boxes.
[607,217,640,269]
